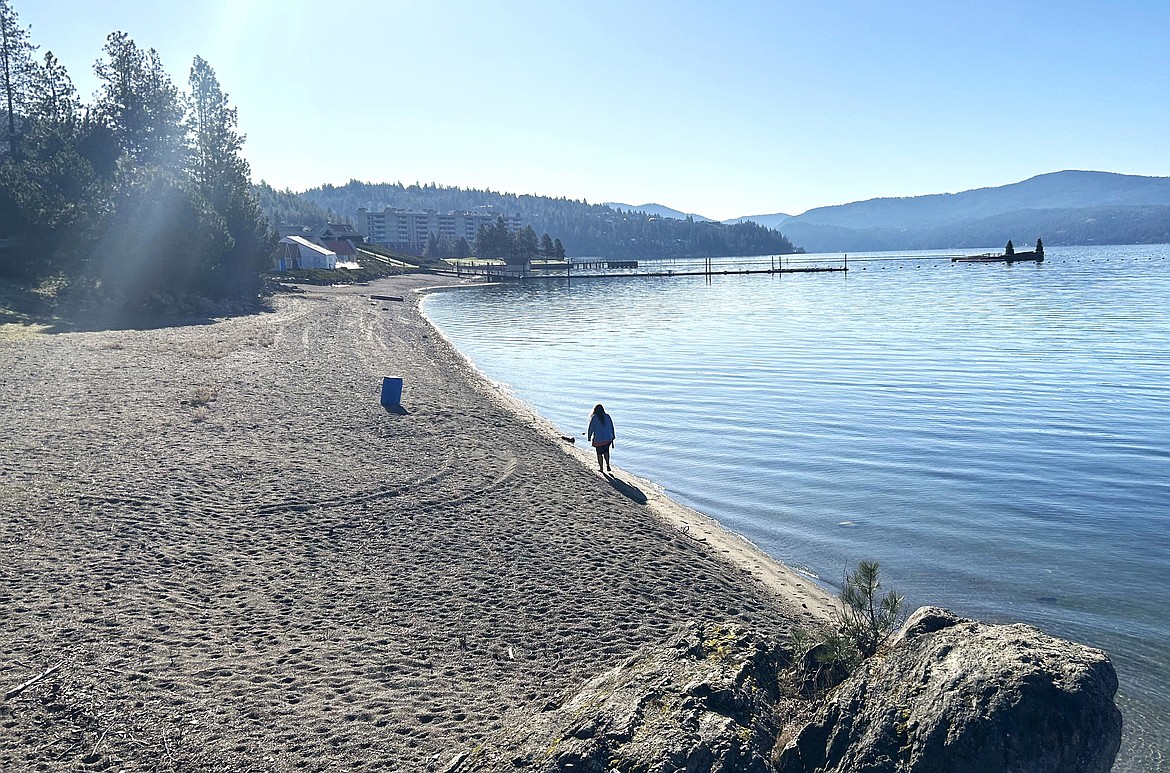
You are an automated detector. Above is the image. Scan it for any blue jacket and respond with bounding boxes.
[587,414,615,444]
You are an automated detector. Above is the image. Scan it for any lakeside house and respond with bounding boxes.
[273,223,364,270]
[272,236,337,271]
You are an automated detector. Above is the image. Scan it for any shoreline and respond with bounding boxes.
[1,274,832,770]
[416,279,838,621]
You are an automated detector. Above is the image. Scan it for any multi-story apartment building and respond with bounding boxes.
[355,207,523,253]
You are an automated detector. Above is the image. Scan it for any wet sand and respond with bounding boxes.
[0,275,833,771]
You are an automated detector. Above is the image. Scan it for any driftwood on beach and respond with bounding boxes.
[3,663,63,701]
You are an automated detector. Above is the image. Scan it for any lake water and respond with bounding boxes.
[422,244,1170,771]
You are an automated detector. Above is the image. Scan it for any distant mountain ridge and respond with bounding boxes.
[724,213,792,230]
[791,171,1170,228]
[606,171,1170,251]
[605,203,711,222]
[730,171,1170,251]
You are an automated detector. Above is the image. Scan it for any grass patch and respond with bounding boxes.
[184,386,219,408]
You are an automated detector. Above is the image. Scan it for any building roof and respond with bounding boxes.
[324,240,357,256]
[282,235,336,257]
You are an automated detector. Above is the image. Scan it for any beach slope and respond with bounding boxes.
[0,276,831,771]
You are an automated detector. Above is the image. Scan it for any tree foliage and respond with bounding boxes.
[0,8,270,308]
[253,180,340,227]
[835,560,904,659]
[1,0,35,152]
[94,32,186,172]
[185,56,268,297]
[472,217,545,264]
[790,559,905,699]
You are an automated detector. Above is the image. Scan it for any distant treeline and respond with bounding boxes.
[254,182,342,229]
[0,0,271,311]
[292,181,798,258]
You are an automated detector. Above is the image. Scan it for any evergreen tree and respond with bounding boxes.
[423,231,440,258]
[185,56,268,297]
[0,0,35,155]
[553,238,565,259]
[493,216,512,258]
[98,166,230,299]
[1,47,104,277]
[476,216,516,260]
[28,52,78,131]
[95,32,186,171]
[453,236,471,258]
[1005,239,1015,255]
[473,223,491,257]
[187,56,241,203]
[1,18,268,300]
[514,224,539,263]
[540,232,554,257]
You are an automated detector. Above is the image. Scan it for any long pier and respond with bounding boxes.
[444,255,849,282]
[555,264,845,281]
[431,249,1085,283]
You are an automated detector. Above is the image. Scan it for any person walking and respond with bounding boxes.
[587,404,616,472]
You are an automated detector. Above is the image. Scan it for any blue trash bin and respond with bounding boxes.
[380,376,403,407]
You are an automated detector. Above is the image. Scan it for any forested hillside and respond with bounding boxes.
[293,181,797,258]
[254,182,341,228]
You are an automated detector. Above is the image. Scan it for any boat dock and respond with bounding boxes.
[443,255,849,282]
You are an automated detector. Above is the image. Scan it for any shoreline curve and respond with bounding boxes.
[0,273,834,771]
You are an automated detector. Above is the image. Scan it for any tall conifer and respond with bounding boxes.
[186,56,268,297]
[0,0,36,154]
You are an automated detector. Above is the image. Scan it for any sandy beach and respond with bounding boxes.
[0,275,834,771]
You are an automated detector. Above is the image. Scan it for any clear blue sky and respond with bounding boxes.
[15,0,1170,220]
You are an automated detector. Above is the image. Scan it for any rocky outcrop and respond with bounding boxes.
[774,607,1122,773]
[446,610,1121,773]
[442,622,791,773]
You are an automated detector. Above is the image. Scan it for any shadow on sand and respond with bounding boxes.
[603,473,648,505]
[0,277,291,334]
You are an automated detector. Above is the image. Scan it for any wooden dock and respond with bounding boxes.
[442,255,848,282]
[554,265,845,280]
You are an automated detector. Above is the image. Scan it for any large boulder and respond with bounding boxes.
[774,607,1122,773]
[444,611,1121,773]
[442,622,791,773]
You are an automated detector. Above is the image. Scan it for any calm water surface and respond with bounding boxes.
[423,245,1170,771]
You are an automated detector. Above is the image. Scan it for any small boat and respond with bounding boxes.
[953,239,1044,263]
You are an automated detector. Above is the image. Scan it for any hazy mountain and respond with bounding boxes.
[732,171,1170,252]
[794,171,1170,228]
[606,203,712,222]
[723,213,793,230]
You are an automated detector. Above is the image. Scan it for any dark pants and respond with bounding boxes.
[594,442,612,470]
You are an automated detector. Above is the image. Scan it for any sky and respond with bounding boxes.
[14,0,1170,220]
